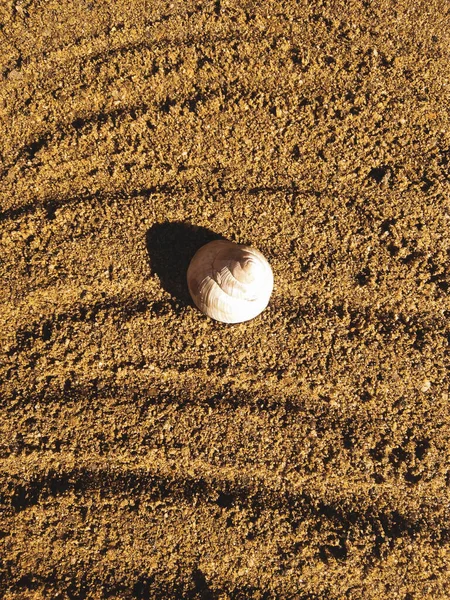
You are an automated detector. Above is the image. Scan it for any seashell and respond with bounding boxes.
[187,240,273,323]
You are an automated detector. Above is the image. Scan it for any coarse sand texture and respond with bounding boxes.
[1,0,449,598]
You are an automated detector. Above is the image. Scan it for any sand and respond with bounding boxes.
[1,0,449,598]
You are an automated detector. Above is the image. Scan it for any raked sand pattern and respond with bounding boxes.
[1,1,449,598]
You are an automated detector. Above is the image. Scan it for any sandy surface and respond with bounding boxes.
[1,0,449,598]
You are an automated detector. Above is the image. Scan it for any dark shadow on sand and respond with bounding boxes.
[146,222,225,305]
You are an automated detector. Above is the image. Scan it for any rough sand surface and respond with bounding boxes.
[1,0,450,598]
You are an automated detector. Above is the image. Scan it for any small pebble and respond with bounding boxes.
[421,380,432,393]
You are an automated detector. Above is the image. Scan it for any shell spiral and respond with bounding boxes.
[187,240,273,323]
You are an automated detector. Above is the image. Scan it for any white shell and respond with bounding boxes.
[187,240,273,323]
